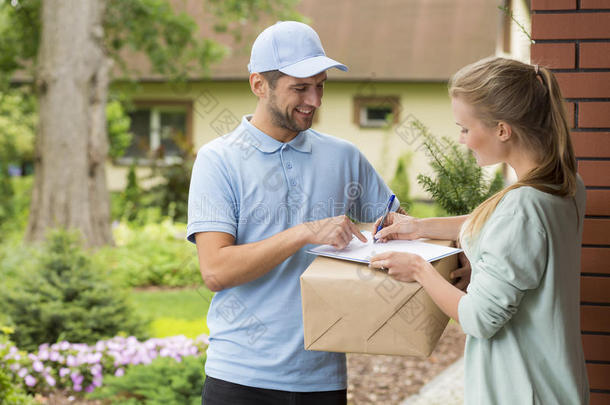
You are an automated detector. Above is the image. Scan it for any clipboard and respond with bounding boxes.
[307,231,462,264]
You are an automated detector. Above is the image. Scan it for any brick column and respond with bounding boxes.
[531,1,610,404]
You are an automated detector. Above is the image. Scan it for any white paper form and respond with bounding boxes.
[307,231,462,264]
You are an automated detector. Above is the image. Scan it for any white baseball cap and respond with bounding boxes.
[248,21,348,78]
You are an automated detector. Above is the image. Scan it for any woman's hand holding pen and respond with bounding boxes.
[372,212,421,242]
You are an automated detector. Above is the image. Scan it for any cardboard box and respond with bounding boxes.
[300,237,457,357]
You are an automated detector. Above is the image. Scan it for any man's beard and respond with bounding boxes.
[268,93,314,133]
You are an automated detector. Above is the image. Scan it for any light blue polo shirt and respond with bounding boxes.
[187,116,399,392]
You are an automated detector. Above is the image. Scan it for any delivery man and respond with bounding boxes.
[187,21,401,405]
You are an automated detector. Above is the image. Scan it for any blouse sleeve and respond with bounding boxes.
[458,213,548,339]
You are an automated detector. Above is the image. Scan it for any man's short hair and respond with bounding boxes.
[260,70,286,90]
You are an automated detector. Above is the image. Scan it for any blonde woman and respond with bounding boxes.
[370,57,589,404]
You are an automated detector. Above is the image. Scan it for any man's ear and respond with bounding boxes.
[249,73,267,98]
[497,121,512,142]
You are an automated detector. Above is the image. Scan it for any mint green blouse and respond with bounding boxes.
[458,177,589,405]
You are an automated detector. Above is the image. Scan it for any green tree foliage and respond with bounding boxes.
[0,89,35,229]
[0,0,39,86]
[0,0,301,246]
[148,135,194,222]
[121,164,142,222]
[0,160,13,227]
[208,0,304,39]
[1,230,147,351]
[106,96,133,159]
[0,329,36,405]
[413,119,504,215]
[390,152,413,211]
[1,0,301,84]
[93,221,201,288]
[88,355,206,405]
[0,88,36,164]
[0,88,132,171]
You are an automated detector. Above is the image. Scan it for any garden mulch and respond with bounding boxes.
[347,322,466,405]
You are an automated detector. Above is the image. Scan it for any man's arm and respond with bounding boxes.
[195,215,365,292]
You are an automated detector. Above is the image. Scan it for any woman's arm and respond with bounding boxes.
[373,212,469,242]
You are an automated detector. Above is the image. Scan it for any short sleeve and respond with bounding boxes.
[350,150,400,222]
[186,147,238,244]
[458,213,548,339]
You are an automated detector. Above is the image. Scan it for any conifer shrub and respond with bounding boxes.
[1,230,147,352]
[413,119,504,215]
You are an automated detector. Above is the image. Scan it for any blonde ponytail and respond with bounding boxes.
[450,57,577,241]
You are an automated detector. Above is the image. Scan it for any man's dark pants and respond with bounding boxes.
[202,375,347,405]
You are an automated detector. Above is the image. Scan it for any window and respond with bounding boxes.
[353,96,401,128]
[120,101,192,164]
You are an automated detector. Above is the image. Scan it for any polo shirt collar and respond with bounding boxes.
[241,115,312,154]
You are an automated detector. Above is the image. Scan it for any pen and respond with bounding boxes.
[373,194,395,243]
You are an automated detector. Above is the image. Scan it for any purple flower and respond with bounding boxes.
[93,374,103,387]
[38,350,49,361]
[45,375,56,387]
[73,384,82,392]
[49,351,60,362]
[17,368,27,378]
[24,375,36,387]
[66,355,77,367]
[90,364,102,376]
[114,368,125,377]
[70,372,84,386]
[85,385,95,393]
[32,360,44,373]
[59,367,70,378]
[90,352,102,363]
[197,334,210,345]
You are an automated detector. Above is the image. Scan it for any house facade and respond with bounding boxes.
[108,0,532,199]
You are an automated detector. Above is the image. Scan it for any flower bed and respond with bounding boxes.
[1,334,209,395]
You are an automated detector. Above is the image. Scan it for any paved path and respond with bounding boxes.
[401,357,464,405]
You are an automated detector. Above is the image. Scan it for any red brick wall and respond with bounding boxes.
[531,1,610,403]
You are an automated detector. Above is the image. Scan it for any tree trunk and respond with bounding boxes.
[26,0,113,247]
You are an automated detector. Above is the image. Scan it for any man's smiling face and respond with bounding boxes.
[265,71,327,134]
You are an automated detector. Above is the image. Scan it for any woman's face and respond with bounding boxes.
[451,97,506,167]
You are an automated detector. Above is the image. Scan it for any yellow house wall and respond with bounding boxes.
[108,80,469,200]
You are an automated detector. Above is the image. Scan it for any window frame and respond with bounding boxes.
[116,99,194,166]
[353,96,401,128]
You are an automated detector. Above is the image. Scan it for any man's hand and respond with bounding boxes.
[302,215,366,250]
[450,251,472,291]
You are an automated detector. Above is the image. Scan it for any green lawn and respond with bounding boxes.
[131,287,214,338]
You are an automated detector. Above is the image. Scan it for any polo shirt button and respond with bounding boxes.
[290,179,297,186]
[286,162,293,169]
